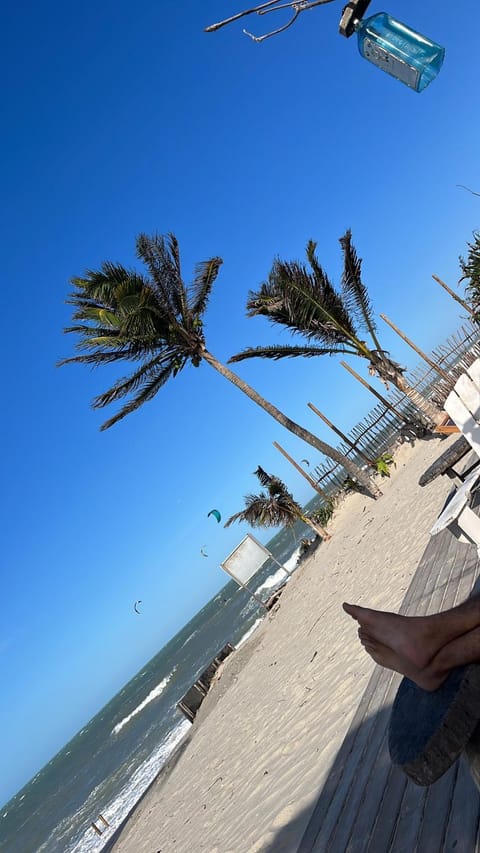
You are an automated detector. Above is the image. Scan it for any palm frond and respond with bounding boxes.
[136,233,187,321]
[60,231,223,429]
[339,230,381,349]
[228,343,357,364]
[96,361,178,431]
[189,257,223,317]
[247,255,357,347]
[224,494,297,529]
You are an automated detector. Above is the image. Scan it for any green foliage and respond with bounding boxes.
[309,498,335,527]
[59,233,223,429]
[460,231,480,322]
[375,452,396,477]
[225,466,304,530]
[343,476,363,493]
[229,229,405,385]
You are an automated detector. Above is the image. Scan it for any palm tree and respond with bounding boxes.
[58,232,379,495]
[224,466,331,540]
[229,230,443,425]
[460,231,480,322]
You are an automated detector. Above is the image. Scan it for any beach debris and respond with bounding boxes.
[134,600,142,614]
[205,776,223,793]
[208,508,221,523]
[200,546,208,557]
[310,651,318,663]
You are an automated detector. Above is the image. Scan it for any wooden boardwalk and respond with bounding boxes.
[298,500,480,852]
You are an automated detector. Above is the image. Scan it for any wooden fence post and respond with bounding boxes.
[432,275,475,316]
[272,441,330,499]
[379,314,451,381]
[307,402,374,466]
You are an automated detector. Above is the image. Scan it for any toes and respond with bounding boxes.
[343,602,358,619]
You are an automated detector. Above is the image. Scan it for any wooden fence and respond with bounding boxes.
[310,322,480,497]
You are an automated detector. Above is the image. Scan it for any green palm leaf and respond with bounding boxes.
[228,343,358,364]
[339,229,381,348]
[225,466,302,529]
[60,233,220,428]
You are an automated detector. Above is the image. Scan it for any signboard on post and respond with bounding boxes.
[220,533,291,609]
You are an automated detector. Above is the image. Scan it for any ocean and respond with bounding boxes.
[0,522,315,853]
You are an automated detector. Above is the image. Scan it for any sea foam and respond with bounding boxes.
[111,669,176,736]
[64,720,191,853]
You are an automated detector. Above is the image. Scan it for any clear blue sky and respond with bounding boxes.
[2,0,479,804]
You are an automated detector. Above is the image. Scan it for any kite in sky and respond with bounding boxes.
[134,600,142,614]
[208,509,221,523]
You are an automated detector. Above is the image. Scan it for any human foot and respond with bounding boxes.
[343,602,441,670]
[361,637,448,692]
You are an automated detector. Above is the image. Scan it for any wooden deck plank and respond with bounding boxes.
[389,779,429,853]
[299,499,480,853]
[443,760,480,850]
[369,536,468,852]
[301,526,464,853]
[303,530,463,853]
[415,764,459,852]
[375,539,479,853]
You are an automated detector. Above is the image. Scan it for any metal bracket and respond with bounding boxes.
[339,0,372,38]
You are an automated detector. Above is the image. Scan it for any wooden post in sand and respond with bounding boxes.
[340,362,414,421]
[91,814,110,835]
[307,402,374,467]
[432,275,475,316]
[379,314,451,381]
[272,441,330,499]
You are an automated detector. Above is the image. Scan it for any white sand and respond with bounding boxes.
[112,436,461,853]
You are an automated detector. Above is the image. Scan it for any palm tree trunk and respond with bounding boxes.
[202,349,381,498]
[299,514,331,541]
[391,374,444,426]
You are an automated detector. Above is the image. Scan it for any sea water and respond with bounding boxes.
[0,530,306,853]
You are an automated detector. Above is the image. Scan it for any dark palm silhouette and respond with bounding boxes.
[229,230,442,424]
[225,466,330,540]
[58,232,378,494]
[460,230,480,322]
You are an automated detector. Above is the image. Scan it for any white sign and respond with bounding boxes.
[221,534,272,585]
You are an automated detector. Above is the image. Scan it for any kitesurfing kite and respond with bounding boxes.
[208,509,221,523]
[134,600,142,614]
[301,459,310,467]
[200,546,208,558]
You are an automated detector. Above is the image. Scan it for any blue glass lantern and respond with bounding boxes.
[340,1,445,92]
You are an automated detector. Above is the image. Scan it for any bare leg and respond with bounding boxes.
[343,597,480,670]
[431,625,480,674]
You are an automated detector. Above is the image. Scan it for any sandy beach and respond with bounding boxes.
[111,435,462,853]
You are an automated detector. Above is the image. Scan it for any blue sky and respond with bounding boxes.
[2,0,480,804]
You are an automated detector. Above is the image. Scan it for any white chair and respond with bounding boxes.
[467,357,480,390]
[432,360,480,551]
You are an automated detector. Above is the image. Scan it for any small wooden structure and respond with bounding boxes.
[177,643,235,723]
[91,814,110,836]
